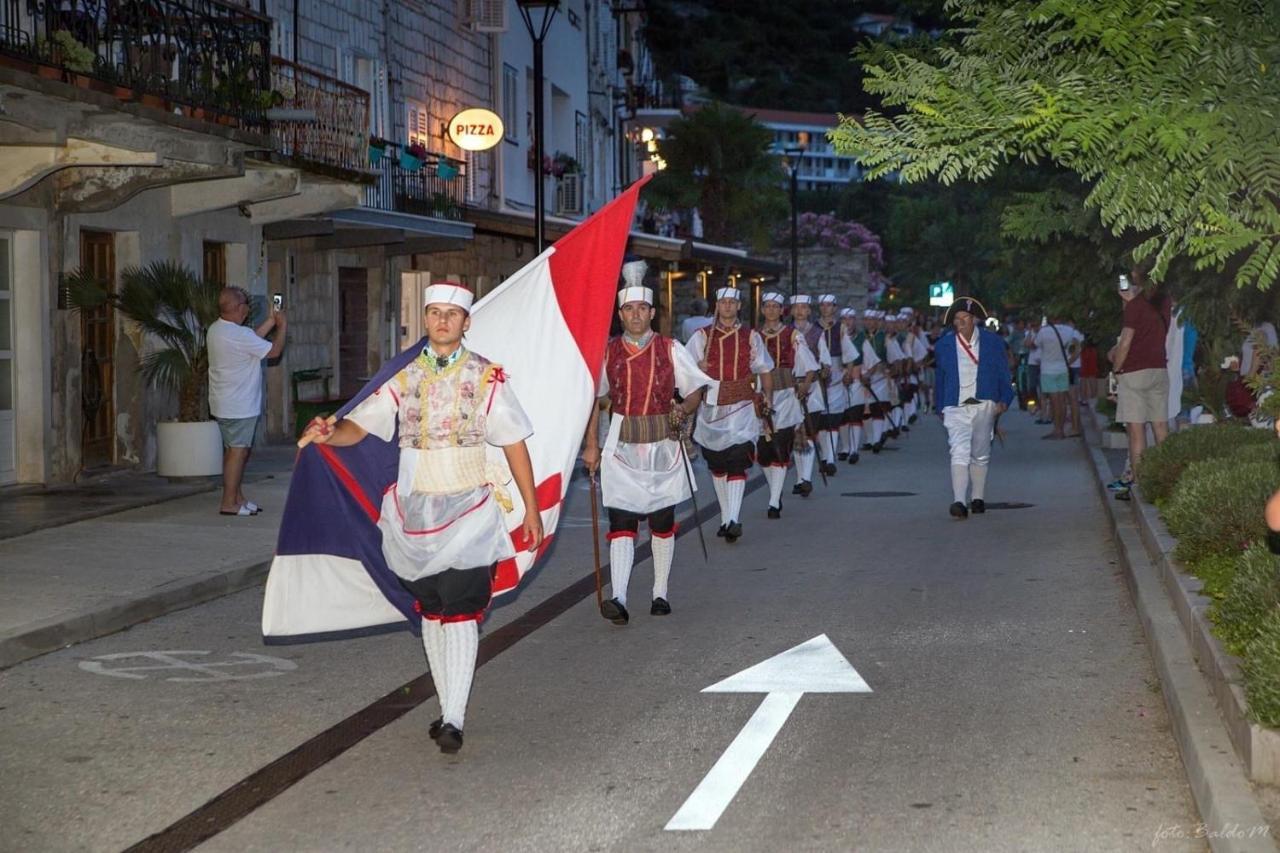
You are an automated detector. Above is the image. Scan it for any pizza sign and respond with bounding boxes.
[448,108,504,152]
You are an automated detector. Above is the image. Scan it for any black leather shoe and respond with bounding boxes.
[650,597,671,616]
[838,452,849,461]
[887,428,900,439]
[872,439,884,454]
[950,501,969,519]
[847,453,859,465]
[970,499,986,514]
[860,443,874,451]
[724,521,743,542]
[797,480,813,497]
[901,425,910,433]
[716,524,727,537]
[436,723,463,754]
[429,717,443,740]
[601,597,629,625]
[767,505,781,519]
[909,415,918,424]
[792,483,803,495]
[1115,489,1132,502]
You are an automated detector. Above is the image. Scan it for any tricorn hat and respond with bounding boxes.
[943,296,988,327]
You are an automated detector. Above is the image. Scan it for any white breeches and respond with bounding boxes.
[943,401,997,468]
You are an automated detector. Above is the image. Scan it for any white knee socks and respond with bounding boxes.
[951,464,970,504]
[609,535,635,606]
[651,533,674,601]
[795,447,815,483]
[969,464,988,501]
[712,475,728,522]
[422,617,447,712]
[850,423,864,451]
[441,620,478,729]
[872,418,885,444]
[764,466,786,508]
[725,477,745,523]
[819,432,836,463]
[838,424,851,454]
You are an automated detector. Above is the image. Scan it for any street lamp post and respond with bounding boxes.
[516,0,559,254]
[783,142,808,299]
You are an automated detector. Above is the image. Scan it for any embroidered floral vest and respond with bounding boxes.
[394,350,503,450]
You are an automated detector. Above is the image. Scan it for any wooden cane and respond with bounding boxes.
[588,469,604,610]
[296,415,337,449]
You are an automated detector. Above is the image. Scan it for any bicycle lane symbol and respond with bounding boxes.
[78,651,298,682]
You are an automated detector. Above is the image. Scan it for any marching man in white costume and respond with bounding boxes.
[582,261,711,624]
[933,296,1014,518]
[301,283,544,755]
[757,291,820,516]
[686,284,774,542]
[859,310,895,453]
[788,294,831,494]
[814,294,855,472]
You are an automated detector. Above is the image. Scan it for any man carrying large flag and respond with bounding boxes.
[581,260,711,625]
[299,283,541,754]
[262,176,649,755]
[686,284,774,543]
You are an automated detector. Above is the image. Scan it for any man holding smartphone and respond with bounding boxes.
[208,286,287,516]
[1108,268,1171,498]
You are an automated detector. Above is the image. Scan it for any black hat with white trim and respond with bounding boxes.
[943,296,988,327]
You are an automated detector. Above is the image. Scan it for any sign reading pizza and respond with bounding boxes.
[448,108,504,152]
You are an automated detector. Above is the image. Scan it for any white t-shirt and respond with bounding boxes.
[207,318,272,419]
[680,315,713,344]
[1034,324,1078,375]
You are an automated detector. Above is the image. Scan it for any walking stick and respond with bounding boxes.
[588,469,604,609]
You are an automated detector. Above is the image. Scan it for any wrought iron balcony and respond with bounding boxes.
[269,58,370,173]
[0,0,272,128]
[365,142,467,222]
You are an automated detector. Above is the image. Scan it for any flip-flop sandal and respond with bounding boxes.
[219,505,254,517]
[244,501,263,514]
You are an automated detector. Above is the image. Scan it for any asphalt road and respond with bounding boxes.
[0,412,1205,852]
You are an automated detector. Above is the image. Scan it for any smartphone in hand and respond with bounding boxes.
[272,293,284,310]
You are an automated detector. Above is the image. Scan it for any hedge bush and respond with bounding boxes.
[1244,608,1280,728]
[1136,424,1275,505]
[1188,552,1241,602]
[1163,454,1280,564]
[1212,545,1280,656]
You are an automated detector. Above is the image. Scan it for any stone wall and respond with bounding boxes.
[762,246,871,308]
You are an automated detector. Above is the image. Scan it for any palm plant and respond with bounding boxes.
[66,261,222,422]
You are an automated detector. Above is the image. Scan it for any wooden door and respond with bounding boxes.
[80,231,115,468]
[338,268,368,399]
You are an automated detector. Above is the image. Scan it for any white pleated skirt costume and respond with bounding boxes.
[345,351,533,582]
[685,324,774,452]
[768,331,821,430]
[598,338,714,515]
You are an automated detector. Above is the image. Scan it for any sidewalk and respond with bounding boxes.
[0,446,298,669]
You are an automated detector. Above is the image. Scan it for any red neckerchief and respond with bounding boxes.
[957,331,979,365]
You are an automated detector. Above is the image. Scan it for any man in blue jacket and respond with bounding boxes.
[934,297,1015,518]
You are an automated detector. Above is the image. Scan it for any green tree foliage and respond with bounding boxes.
[832,0,1280,290]
[645,103,788,248]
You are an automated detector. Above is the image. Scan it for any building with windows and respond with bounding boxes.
[726,107,863,192]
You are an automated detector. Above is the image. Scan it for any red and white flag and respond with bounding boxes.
[472,174,652,594]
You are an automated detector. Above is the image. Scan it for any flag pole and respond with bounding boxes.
[589,470,604,609]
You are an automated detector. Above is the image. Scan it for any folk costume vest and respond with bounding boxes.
[393,350,510,505]
[799,322,823,359]
[820,321,844,362]
[761,326,797,390]
[605,334,676,444]
[704,323,755,405]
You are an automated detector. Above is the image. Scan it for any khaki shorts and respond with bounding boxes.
[1116,368,1169,424]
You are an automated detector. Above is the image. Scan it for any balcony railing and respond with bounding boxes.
[269,57,370,173]
[0,0,272,128]
[365,142,466,222]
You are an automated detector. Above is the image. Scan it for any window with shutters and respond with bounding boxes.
[502,64,518,142]
[575,111,588,175]
[203,242,227,285]
[272,17,294,62]
[406,100,431,147]
[352,56,388,139]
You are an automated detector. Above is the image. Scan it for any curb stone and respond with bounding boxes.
[1081,414,1276,852]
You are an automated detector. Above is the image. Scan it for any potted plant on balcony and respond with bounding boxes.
[400,141,428,172]
[436,157,460,180]
[551,152,582,178]
[66,261,225,477]
[368,135,389,166]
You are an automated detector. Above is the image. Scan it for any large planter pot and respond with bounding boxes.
[156,420,224,478]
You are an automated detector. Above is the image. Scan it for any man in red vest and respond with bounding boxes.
[686,284,775,542]
[582,261,711,623]
[758,291,820,515]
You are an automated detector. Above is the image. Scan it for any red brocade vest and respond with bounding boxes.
[762,326,797,390]
[605,335,675,416]
[704,324,754,405]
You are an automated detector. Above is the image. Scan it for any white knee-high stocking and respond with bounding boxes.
[794,446,815,483]
[441,620,479,729]
[969,464,988,501]
[651,533,675,601]
[609,535,635,606]
[951,464,970,504]
[422,617,448,715]
[764,466,786,508]
[725,477,745,523]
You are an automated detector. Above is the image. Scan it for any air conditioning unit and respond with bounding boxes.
[460,0,506,32]
[555,173,584,217]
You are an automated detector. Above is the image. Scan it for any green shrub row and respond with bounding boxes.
[1136,423,1275,505]
[1163,451,1280,565]
[1211,545,1280,656]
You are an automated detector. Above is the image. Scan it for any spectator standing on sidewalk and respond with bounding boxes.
[1108,268,1171,498]
[1032,313,1081,439]
[1026,319,1044,421]
[680,297,713,344]
[208,287,287,517]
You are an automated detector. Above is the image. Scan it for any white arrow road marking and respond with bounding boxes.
[665,634,871,832]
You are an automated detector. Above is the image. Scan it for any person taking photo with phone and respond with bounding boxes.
[208,286,287,517]
[1108,267,1171,499]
